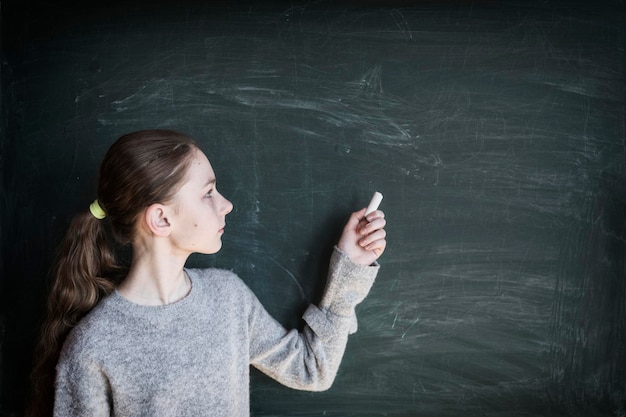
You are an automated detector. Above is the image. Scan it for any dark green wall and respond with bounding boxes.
[2,1,625,415]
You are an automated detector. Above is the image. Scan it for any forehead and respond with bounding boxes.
[185,149,216,184]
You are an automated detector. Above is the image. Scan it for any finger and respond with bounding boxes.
[365,209,385,223]
[366,237,387,255]
[345,208,367,231]
[372,244,386,257]
[359,229,387,248]
[358,217,387,236]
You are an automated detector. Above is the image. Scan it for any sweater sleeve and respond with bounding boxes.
[249,246,379,391]
[54,334,111,417]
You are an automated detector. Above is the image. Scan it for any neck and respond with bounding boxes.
[118,243,191,306]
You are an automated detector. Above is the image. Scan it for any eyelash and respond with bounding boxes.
[205,189,214,198]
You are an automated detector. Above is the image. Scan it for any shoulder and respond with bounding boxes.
[185,267,260,313]
[186,267,251,294]
[59,297,118,365]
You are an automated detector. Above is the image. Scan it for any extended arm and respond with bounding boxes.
[249,208,387,390]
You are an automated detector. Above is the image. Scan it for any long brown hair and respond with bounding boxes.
[27,129,199,417]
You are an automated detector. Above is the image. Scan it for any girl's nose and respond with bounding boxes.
[221,195,233,215]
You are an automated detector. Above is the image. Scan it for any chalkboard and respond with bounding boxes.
[2,0,625,416]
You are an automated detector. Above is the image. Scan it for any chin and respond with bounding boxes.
[202,241,223,255]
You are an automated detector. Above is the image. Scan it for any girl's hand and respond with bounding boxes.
[337,208,387,266]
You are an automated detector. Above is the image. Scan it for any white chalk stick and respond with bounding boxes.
[365,191,383,215]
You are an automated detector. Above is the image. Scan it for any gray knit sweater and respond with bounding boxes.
[54,247,379,416]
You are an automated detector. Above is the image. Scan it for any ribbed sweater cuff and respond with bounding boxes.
[312,246,379,333]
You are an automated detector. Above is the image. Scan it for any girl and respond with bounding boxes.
[29,129,386,417]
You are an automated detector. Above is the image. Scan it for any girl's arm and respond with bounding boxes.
[249,209,386,390]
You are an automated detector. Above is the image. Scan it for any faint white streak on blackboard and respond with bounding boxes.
[401,315,420,339]
[390,9,413,41]
[268,257,306,301]
[96,63,422,155]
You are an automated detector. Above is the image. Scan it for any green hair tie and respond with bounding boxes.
[89,200,107,220]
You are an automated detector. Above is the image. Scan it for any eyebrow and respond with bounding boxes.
[204,179,216,188]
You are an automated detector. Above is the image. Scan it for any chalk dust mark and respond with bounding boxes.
[268,257,306,301]
[390,9,413,40]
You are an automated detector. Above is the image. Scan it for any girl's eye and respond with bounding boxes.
[205,190,214,198]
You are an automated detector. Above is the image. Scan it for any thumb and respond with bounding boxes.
[344,208,367,232]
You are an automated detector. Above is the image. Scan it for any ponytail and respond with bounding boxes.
[27,210,124,417]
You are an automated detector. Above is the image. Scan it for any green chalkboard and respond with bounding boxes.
[1,0,625,416]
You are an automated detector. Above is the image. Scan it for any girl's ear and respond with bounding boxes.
[143,204,172,237]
